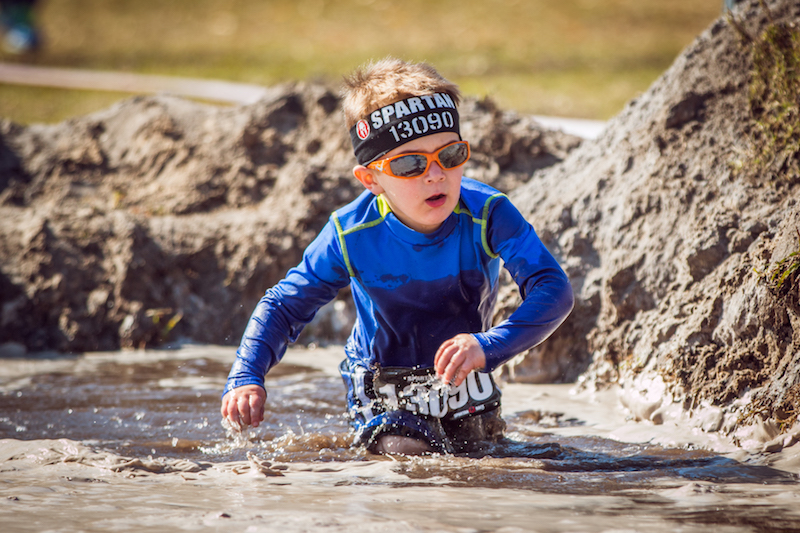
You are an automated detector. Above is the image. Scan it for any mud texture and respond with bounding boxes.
[0,85,578,352]
[501,0,800,438]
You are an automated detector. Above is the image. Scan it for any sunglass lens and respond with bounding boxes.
[439,143,469,169]
[389,154,428,177]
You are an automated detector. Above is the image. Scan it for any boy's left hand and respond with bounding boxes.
[434,333,486,387]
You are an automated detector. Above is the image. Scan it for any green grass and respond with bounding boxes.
[726,1,800,183]
[747,11,800,182]
[760,230,800,296]
[0,84,138,123]
[1,0,723,124]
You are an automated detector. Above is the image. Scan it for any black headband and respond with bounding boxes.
[349,93,461,165]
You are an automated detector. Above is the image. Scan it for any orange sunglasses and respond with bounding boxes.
[367,141,471,179]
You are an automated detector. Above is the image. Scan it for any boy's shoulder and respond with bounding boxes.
[460,177,503,197]
[458,178,509,219]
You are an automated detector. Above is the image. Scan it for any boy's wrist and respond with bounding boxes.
[471,332,502,372]
[222,378,266,398]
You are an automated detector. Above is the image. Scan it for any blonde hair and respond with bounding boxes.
[342,57,461,129]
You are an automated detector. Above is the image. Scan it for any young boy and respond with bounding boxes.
[221,58,574,455]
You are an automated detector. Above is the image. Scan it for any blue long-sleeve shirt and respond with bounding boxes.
[224,178,573,395]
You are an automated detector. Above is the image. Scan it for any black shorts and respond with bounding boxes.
[339,359,506,454]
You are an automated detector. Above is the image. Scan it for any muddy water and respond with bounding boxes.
[2,345,800,532]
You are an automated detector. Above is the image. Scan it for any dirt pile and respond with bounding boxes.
[503,0,799,443]
[0,85,579,352]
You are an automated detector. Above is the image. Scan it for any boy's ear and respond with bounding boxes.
[353,165,385,195]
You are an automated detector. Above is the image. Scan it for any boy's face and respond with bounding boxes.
[354,132,462,234]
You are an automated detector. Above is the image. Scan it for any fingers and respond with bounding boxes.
[237,394,253,427]
[249,393,264,427]
[434,342,451,376]
[222,393,241,428]
[221,386,266,429]
[444,353,467,387]
[435,334,487,387]
[436,340,467,386]
[434,338,454,368]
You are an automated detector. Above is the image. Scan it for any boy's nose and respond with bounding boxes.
[425,161,446,182]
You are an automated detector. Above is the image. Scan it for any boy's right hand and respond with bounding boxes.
[220,385,267,428]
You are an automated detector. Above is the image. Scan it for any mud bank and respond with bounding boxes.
[502,0,799,446]
[0,86,578,353]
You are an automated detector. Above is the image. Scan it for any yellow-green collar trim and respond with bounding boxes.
[333,192,506,277]
[481,193,506,258]
[376,195,393,218]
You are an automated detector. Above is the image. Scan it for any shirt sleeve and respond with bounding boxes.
[223,219,351,395]
[472,196,574,372]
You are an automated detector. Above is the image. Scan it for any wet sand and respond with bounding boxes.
[2,345,800,532]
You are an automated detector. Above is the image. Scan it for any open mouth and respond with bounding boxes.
[426,193,446,206]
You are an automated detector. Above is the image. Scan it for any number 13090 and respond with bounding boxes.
[388,111,455,143]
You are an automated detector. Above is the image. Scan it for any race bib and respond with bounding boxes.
[371,366,501,421]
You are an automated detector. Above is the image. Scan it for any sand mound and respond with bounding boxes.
[0,85,578,352]
[501,0,799,443]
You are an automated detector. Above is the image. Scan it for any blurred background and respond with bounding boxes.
[0,0,725,125]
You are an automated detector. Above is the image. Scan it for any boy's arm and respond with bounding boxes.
[472,197,574,372]
[223,219,351,397]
